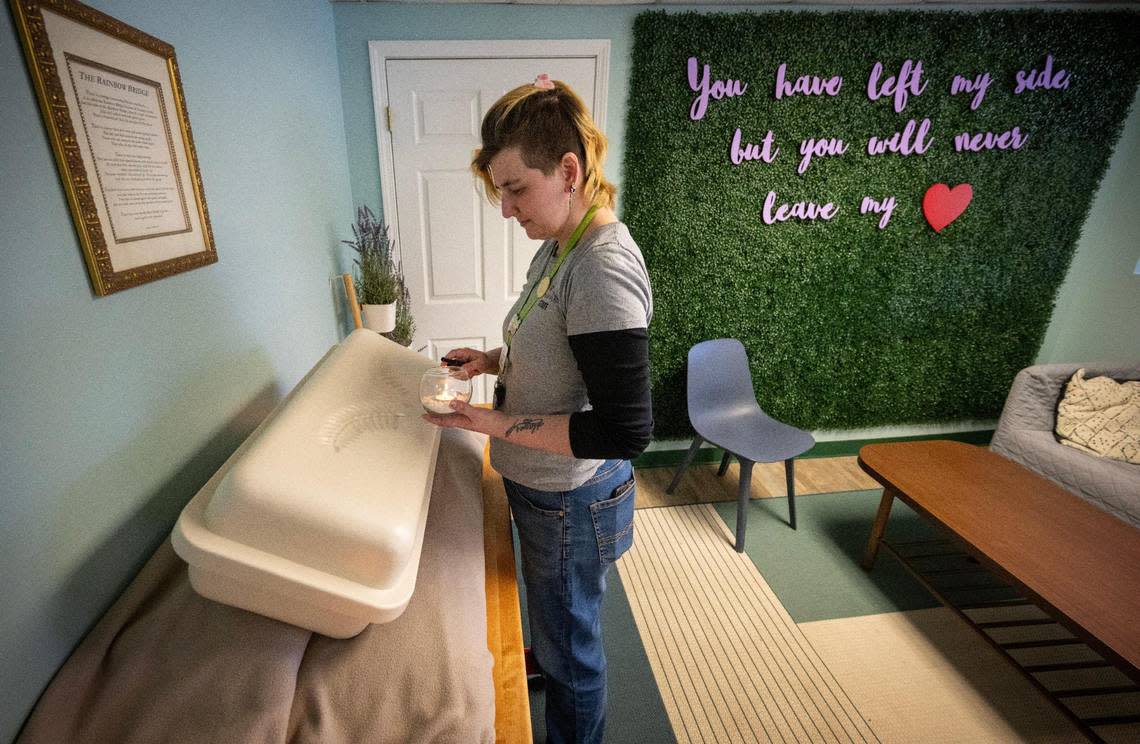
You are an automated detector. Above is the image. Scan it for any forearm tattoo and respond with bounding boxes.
[505,418,545,438]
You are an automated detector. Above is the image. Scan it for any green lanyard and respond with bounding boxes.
[504,204,599,352]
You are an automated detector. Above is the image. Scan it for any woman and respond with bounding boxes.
[422,75,653,744]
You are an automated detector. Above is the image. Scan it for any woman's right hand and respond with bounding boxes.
[442,347,499,379]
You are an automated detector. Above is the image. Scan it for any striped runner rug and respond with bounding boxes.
[617,503,880,744]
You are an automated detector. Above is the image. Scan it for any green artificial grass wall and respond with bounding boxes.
[624,10,1139,439]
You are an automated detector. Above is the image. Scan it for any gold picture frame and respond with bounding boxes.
[10,0,216,296]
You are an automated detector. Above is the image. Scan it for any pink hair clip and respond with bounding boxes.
[534,74,555,90]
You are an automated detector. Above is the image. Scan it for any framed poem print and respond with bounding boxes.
[10,0,216,296]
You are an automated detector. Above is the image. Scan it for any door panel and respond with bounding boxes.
[413,89,480,141]
[420,169,483,301]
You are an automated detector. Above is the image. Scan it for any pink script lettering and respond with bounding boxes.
[859,196,897,229]
[867,118,934,156]
[949,72,993,111]
[1014,54,1071,94]
[867,59,929,113]
[774,63,843,99]
[762,191,838,224]
[797,137,848,175]
[730,128,779,165]
[688,56,748,121]
[953,127,1030,152]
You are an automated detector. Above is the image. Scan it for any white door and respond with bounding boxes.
[373,42,608,404]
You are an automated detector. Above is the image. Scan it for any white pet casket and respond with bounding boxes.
[172,330,440,638]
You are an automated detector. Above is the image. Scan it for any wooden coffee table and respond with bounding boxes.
[858,440,1140,683]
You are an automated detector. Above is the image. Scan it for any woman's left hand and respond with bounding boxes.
[422,399,504,437]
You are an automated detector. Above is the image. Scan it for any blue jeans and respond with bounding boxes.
[504,459,637,744]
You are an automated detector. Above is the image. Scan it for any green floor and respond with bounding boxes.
[713,489,943,623]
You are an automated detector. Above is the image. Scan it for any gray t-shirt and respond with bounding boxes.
[490,222,653,491]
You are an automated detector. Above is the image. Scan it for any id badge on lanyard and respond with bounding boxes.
[494,346,510,409]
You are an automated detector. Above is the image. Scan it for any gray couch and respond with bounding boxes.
[990,362,1140,529]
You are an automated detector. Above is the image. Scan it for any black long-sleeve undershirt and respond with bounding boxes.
[567,328,653,460]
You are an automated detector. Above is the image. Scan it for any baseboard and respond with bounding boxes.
[632,429,995,469]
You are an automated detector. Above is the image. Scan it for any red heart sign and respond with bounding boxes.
[923,183,973,233]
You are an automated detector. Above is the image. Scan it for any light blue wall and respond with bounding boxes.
[1036,94,1140,363]
[333,2,1139,368]
[0,1,353,740]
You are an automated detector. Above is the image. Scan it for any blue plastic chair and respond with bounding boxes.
[666,339,815,552]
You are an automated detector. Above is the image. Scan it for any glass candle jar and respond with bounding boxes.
[420,366,472,414]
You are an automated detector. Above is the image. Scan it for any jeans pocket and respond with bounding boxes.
[504,479,564,519]
[589,477,636,564]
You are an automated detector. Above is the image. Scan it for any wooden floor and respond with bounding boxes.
[634,456,880,510]
[482,443,532,743]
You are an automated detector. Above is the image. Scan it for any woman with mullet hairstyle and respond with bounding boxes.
[423,74,653,744]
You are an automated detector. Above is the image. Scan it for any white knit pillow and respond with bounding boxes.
[1055,369,1140,465]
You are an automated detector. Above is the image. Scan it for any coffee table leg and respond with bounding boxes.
[861,487,896,569]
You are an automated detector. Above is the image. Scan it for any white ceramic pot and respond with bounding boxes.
[361,303,397,333]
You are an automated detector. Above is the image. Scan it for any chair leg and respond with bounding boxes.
[666,436,704,494]
[735,459,754,552]
[717,449,732,477]
[784,458,797,530]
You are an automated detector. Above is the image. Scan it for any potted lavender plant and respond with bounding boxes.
[343,206,411,338]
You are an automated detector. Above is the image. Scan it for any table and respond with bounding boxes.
[858,440,1140,682]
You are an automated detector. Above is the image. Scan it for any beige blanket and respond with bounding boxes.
[17,429,495,744]
[1056,368,1140,464]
